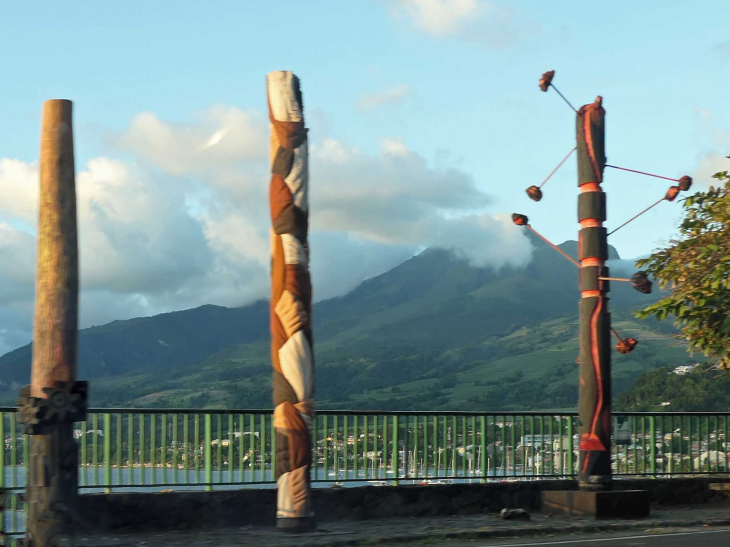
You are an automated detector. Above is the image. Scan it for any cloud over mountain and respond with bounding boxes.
[0,104,531,356]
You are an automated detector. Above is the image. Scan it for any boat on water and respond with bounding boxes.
[367,480,388,486]
[417,478,451,486]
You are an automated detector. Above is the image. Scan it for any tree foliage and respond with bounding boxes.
[635,171,730,367]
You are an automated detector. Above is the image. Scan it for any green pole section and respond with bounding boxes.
[576,96,612,490]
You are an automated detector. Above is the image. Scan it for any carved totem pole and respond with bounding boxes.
[18,100,88,545]
[515,71,692,497]
[574,96,612,488]
[267,71,316,532]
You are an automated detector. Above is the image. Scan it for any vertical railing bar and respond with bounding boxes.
[104,413,111,492]
[205,413,212,490]
[216,414,222,484]
[184,414,189,484]
[259,414,265,483]
[433,415,439,480]
[649,415,656,477]
[343,415,349,481]
[0,413,4,493]
[687,416,692,475]
[382,414,388,480]
[412,415,417,480]
[470,415,475,479]
[722,414,730,478]
[567,415,574,478]
[323,414,329,481]
[10,411,16,532]
[451,416,457,478]
[173,414,179,485]
[521,415,527,478]
[270,414,276,484]
[706,416,711,473]
[139,414,145,486]
[512,416,518,478]
[459,416,465,478]
[548,415,554,476]
[248,414,254,483]
[363,415,369,480]
[479,415,486,482]
[228,414,234,484]
[116,413,122,486]
[426,415,432,480]
[333,415,339,481]
[92,413,99,486]
[238,414,244,483]
[150,414,156,484]
[194,414,200,484]
[392,415,399,485]
[442,415,447,479]
[161,413,167,485]
[311,414,318,482]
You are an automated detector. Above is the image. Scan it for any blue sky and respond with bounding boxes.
[0,1,729,354]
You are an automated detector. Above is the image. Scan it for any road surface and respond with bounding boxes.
[415,528,730,547]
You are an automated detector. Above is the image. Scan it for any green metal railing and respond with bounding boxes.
[2,408,729,542]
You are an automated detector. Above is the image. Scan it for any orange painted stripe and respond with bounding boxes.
[581,258,602,267]
[581,290,601,298]
[580,219,601,228]
[579,182,601,192]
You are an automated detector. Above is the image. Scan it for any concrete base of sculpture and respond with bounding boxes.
[276,516,317,533]
[541,490,650,519]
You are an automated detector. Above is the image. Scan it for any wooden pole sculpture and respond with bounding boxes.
[575,96,612,489]
[517,71,692,517]
[267,71,316,532]
[18,100,88,546]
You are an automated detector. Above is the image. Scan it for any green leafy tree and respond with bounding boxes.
[635,171,730,367]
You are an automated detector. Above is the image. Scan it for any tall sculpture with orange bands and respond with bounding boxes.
[267,71,316,531]
[575,97,612,487]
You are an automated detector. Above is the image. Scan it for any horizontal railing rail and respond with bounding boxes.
[2,407,729,540]
[0,408,728,496]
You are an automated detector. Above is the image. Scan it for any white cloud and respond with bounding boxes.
[112,105,267,176]
[357,84,412,111]
[384,0,532,47]
[692,109,730,186]
[0,104,533,356]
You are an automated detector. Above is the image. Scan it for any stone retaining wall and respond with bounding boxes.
[77,477,730,532]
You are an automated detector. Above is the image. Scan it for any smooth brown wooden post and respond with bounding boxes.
[20,99,88,546]
[31,99,79,397]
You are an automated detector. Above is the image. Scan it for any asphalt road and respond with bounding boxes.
[421,528,730,547]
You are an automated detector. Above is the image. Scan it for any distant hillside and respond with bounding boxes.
[0,237,693,410]
[0,301,269,387]
[616,363,730,412]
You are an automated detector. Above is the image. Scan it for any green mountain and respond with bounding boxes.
[0,237,694,410]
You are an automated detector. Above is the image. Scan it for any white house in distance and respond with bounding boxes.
[673,364,700,375]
